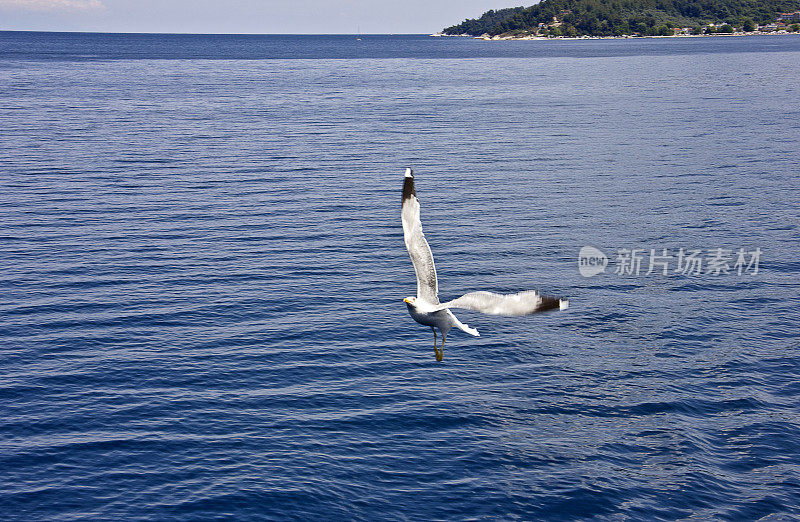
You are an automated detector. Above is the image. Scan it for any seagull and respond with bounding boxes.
[401,168,568,361]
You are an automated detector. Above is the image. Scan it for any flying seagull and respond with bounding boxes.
[401,168,568,361]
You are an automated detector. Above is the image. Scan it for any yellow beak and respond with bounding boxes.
[403,298,411,303]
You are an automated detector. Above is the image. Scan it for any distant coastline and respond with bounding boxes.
[440,1,800,40]
[431,31,800,41]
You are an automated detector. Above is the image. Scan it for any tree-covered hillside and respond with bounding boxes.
[443,0,800,36]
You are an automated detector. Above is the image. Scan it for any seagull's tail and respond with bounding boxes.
[461,324,480,337]
[451,313,480,337]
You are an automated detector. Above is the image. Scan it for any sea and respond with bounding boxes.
[1,31,799,520]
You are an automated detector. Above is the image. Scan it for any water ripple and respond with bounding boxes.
[1,32,800,520]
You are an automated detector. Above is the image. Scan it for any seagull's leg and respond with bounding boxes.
[432,327,440,360]
[438,334,446,362]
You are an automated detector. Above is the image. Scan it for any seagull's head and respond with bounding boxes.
[403,296,436,313]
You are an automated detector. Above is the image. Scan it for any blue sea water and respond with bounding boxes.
[1,31,800,520]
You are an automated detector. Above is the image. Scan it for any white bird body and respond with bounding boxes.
[405,302,479,338]
[401,167,567,361]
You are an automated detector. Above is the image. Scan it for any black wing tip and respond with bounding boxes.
[536,295,562,313]
[402,168,416,202]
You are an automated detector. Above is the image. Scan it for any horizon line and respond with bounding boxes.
[0,29,432,36]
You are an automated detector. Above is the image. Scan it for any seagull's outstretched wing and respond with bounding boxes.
[437,290,568,316]
[401,168,439,304]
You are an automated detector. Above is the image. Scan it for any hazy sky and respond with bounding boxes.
[0,0,528,34]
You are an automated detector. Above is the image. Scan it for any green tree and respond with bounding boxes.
[563,24,579,37]
[632,20,649,34]
[690,25,703,35]
[742,18,756,32]
[719,24,734,33]
[442,0,800,37]
[613,22,631,35]
[791,23,800,32]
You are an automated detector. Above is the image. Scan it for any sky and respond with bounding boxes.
[0,0,529,34]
